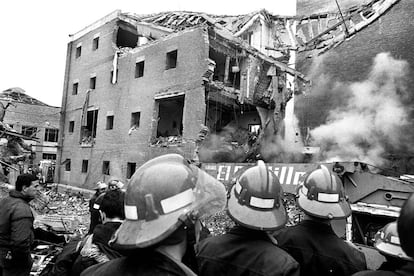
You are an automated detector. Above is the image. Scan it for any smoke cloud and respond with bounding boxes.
[310,52,411,166]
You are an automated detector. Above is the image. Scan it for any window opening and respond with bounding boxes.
[69,121,75,133]
[127,162,136,179]
[102,161,110,175]
[106,115,114,130]
[92,37,99,50]
[44,128,59,142]
[90,76,96,89]
[135,61,144,78]
[166,50,177,70]
[72,82,78,95]
[21,126,38,138]
[116,23,138,48]
[81,109,98,144]
[82,160,89,173]
[76,46,81,58]
[65,159,71,171]
[155,96,184,140]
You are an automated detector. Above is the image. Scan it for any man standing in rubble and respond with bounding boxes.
[88,181,107,234]
[275,165,367,276]
[0,174,40,276]
[81,153,226,276]
[196,160,300,276]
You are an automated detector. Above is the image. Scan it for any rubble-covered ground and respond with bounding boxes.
[0,184,303,236]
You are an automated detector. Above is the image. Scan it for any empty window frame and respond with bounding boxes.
[76,46,82,58]
[65,159,71,171]
[135,61,144,78]
[42,153,56,160]
[166,50,177,70]
[90,76,96,89]
[69,121,75,133]
[102,161,110,175]
[44,128,59,142]
[92,37,99,50]
[72,82,79,95]
[21,126,38,137]
[81,110,98,142]
[156,96,184,137]
[81,160,89,173]
[131,112,140,128]
[106,115,114,130]
[127,162,136,179]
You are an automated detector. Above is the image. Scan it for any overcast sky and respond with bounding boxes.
[0,0,295,107]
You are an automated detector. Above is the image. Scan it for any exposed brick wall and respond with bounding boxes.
[60,23,210,188]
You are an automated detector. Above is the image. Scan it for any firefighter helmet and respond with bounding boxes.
[110,154,226,250]
[296,165,351,219]
[227,160,287,231]
[397,193,414,258]
[374,221,411,260]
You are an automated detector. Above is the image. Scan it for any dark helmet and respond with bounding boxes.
[227,160,287,231]
[296,165,351,219]
[110,154,226,250]
[397,193,414,258]
[374,221,411,261]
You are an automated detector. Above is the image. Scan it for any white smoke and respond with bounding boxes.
[310,52,410,165]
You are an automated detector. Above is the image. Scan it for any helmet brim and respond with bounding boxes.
[111,207,185,250]
[375,240,413,261]
[297,191,351,219]
[227,185,287,231]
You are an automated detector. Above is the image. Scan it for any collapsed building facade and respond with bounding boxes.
[57,10,308,187]
[0,87,60,184]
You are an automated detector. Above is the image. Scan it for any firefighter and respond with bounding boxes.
[353,221,413,275]
[196,160,300,276]
[81,153,226,276]
[88,181,107,234]
[275,165,367,276]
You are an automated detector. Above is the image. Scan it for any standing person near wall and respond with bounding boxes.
[196,160,300,276]
[0,174,40,276]
[81,153,226,276]
[88,182,107,234]
[275,165,367,276]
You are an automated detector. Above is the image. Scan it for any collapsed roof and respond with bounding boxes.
[1,87,49,106]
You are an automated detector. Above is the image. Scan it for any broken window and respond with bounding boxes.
[82,160,88,173]
[81,109,98,144]
[106,115,114,130]
[135,61,144,78]
[92,37,99,50]
[102,161,110,175]
[65,159,71,171]
[22,126,37,138]
[76,46,82,58]
[72,82,78,95]
[116,22,138,48]
[166,50,177,70]
[131,112,140,128]
[156,96,184,137]
[69,121,75,133]
[242,32,253,45]
[42,153,56,160]
[90,76,96,89]
[44,128,59,142]
[127,162,136,179]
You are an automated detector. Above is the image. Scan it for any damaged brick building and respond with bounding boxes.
[57,10,308,187]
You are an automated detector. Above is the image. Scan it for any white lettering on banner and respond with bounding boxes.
[286,167,294,185]
[210,164,307,186]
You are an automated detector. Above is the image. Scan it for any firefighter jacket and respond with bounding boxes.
[352,262,414,276]
[0,190,34,269]
[275,219,367,276]
[196,226,300,276]
[80,249,196,276]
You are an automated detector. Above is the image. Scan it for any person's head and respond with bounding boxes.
[374,221,411,261]
[99,189,125,221]
[110,153,226,251]
[15,173,39,199]
[108,177,124,191]
[227,160,286,231]
[397,193,414,259]
[94,181,108,194]
[296,165,351,220]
